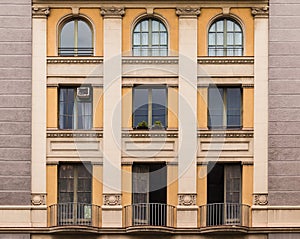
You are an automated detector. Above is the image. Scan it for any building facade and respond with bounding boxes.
[0,0,299,238]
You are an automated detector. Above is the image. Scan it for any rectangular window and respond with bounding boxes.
[59,86,92,130]
[208,86,242,129]
[133,85,167,129]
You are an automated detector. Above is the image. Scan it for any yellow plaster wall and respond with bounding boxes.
[46,165,57,226]
[242,164,253,206]
[122,165,132,227]
[93,87,103,129]
[197,165,207,227]
[122,87,133,129]
[197,8,254,56]
[168,87,178,129]
[92,165,102,227]
[167,164,178,227]
[122,9,146,54]
[47,8,103,56]
[47,9,71,56]
[47,87,58,129]
[243,87,254,129]
[154,9,178,54]
[197,87,208,129]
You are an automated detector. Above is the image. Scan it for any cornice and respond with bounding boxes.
[198,131,254,138]
[122,58,178,64]
[198,57,254,64]
[47,132,103,138]
[47,58,103,64]
[122,132,178,138]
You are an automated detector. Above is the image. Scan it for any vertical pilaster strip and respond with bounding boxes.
[31,7,49,209]
[176,7,200,228]
[252,7,269,205]
[101,7,124,227]
[242,84,254,130]
[197,85,208,129]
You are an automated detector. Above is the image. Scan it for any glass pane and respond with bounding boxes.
[152,20,159,31]
[209,23,216,32]
[216,20,224,32]
[152,88,166,127]
[160,33,167,45]
[235,33,242,45]
[225,165,241,204]
[227,20,234,31]
[134,22,141,33]
[216,33,223,45]
[208,87,224,128]
[133,33,141,45]
[227,33,234,45]
[77,20,92,48]
[209,33,216,45]
[141,20,148,31]
[133,88,149,127]
[160,22,166,32]
[227,88,241,128]
[59,88,74,129]
[60,21,74,48]
[141,33,148,45]
[234,22,242,32]
[152,32,159,45]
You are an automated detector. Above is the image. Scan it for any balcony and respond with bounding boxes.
[49,203,101,227]
[200,203,250,227]
[124,203,175,228]
[58,47,94,56]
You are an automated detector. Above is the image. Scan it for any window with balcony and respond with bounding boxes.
[199,163,250,227]
[208,18,243,56]
[133,85,167,129]
[132,18,168,56]
[59,86,92,130]
[208,86,242,129]
[59,18,93,56]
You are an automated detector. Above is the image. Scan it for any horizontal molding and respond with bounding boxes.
[198,57,254,64]
[122,132,178,138]
[47,57,103,64]
[47,132,103,138]
[122,57,178,64]
[198,131,254,138]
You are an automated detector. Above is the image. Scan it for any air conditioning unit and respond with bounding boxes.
[77,87,90,98]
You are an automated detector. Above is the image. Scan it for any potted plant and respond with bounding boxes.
[151,120,164,130]
[136,120,149,130]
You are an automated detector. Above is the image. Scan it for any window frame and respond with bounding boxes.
[132,18,168,56]
[132,85,168,129]
[58,17,94,56]
[208,86,242,129]
[58,85,93,130]
[208,18,243,56]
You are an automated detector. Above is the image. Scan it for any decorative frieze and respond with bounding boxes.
[122,132,178,138]
[100,7,125,17]
[122,58,178,65]
[198,58,254,64]
[176,7,201,17]
[47,132,103,138]
[47,58,103,64]
[242,84,254,88]
[252,6,269,18]
[178,194,197,206]
[31,193,46,206]
[254,194,268,206]
[198,132,254,138]
[32,7,50,18]
[103,194,122,206]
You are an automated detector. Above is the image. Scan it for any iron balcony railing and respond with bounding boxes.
[125,203,175,228]
[58,47,94,56]
[49,203,101,227]
[208,46,243,56]
[132,47,168,56]
[200,203,250,227]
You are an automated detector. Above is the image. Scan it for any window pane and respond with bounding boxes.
[134,23,141,33]
[227,20,234,31]
[235,33,242,45]
[216,33,224,45]
[160,32,167,45]
[216,20,224,32]
[152,32,159,45]
[77,20,92,48]
[209,23,216,32]
[60,21,74,48]
[59,88,74,129]
[133,88,149,127]
[133,33,140,45]
[152,88,166,126]
[209,33,216,45]
[141,20,148,31]
[227,88,241,128]
[152,20,159,31]
[208,87,224,128]
[227,33,234,45]
[141,33,148,45]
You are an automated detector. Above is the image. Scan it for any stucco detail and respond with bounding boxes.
[103,194,122,206]
[254,193,268,206]
[178,194,197,206]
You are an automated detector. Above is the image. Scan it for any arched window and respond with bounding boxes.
[59,18,93,56]
[133,18,168,56]
[208,18,243,56]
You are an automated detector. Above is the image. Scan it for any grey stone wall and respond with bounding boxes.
[0,0,31,205]
[269,0,300,205]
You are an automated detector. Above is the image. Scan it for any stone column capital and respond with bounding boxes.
[101,7,125,18]
[32,6,50,18]
[176,7,201,18]
[252,6,269,18]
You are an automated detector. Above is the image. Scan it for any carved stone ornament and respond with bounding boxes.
[31,194,46,206]
[176,7,201,17]
[32,7,50,17]
[178,194,197,206]
[252,6,269,17]
[254,194,268,205]
[100,7,125,17]
[103,194,121,206]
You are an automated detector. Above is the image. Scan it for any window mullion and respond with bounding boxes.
[74,20,78,56]
[223,88,227,128]
[74,89,78,130]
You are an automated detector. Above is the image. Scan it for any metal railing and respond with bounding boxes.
[58,47,94,56]
[200,203,250,227]
[49,203,101,227]
[132,47,168,56]
[208,46,243,56]
[125,203,175,227]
